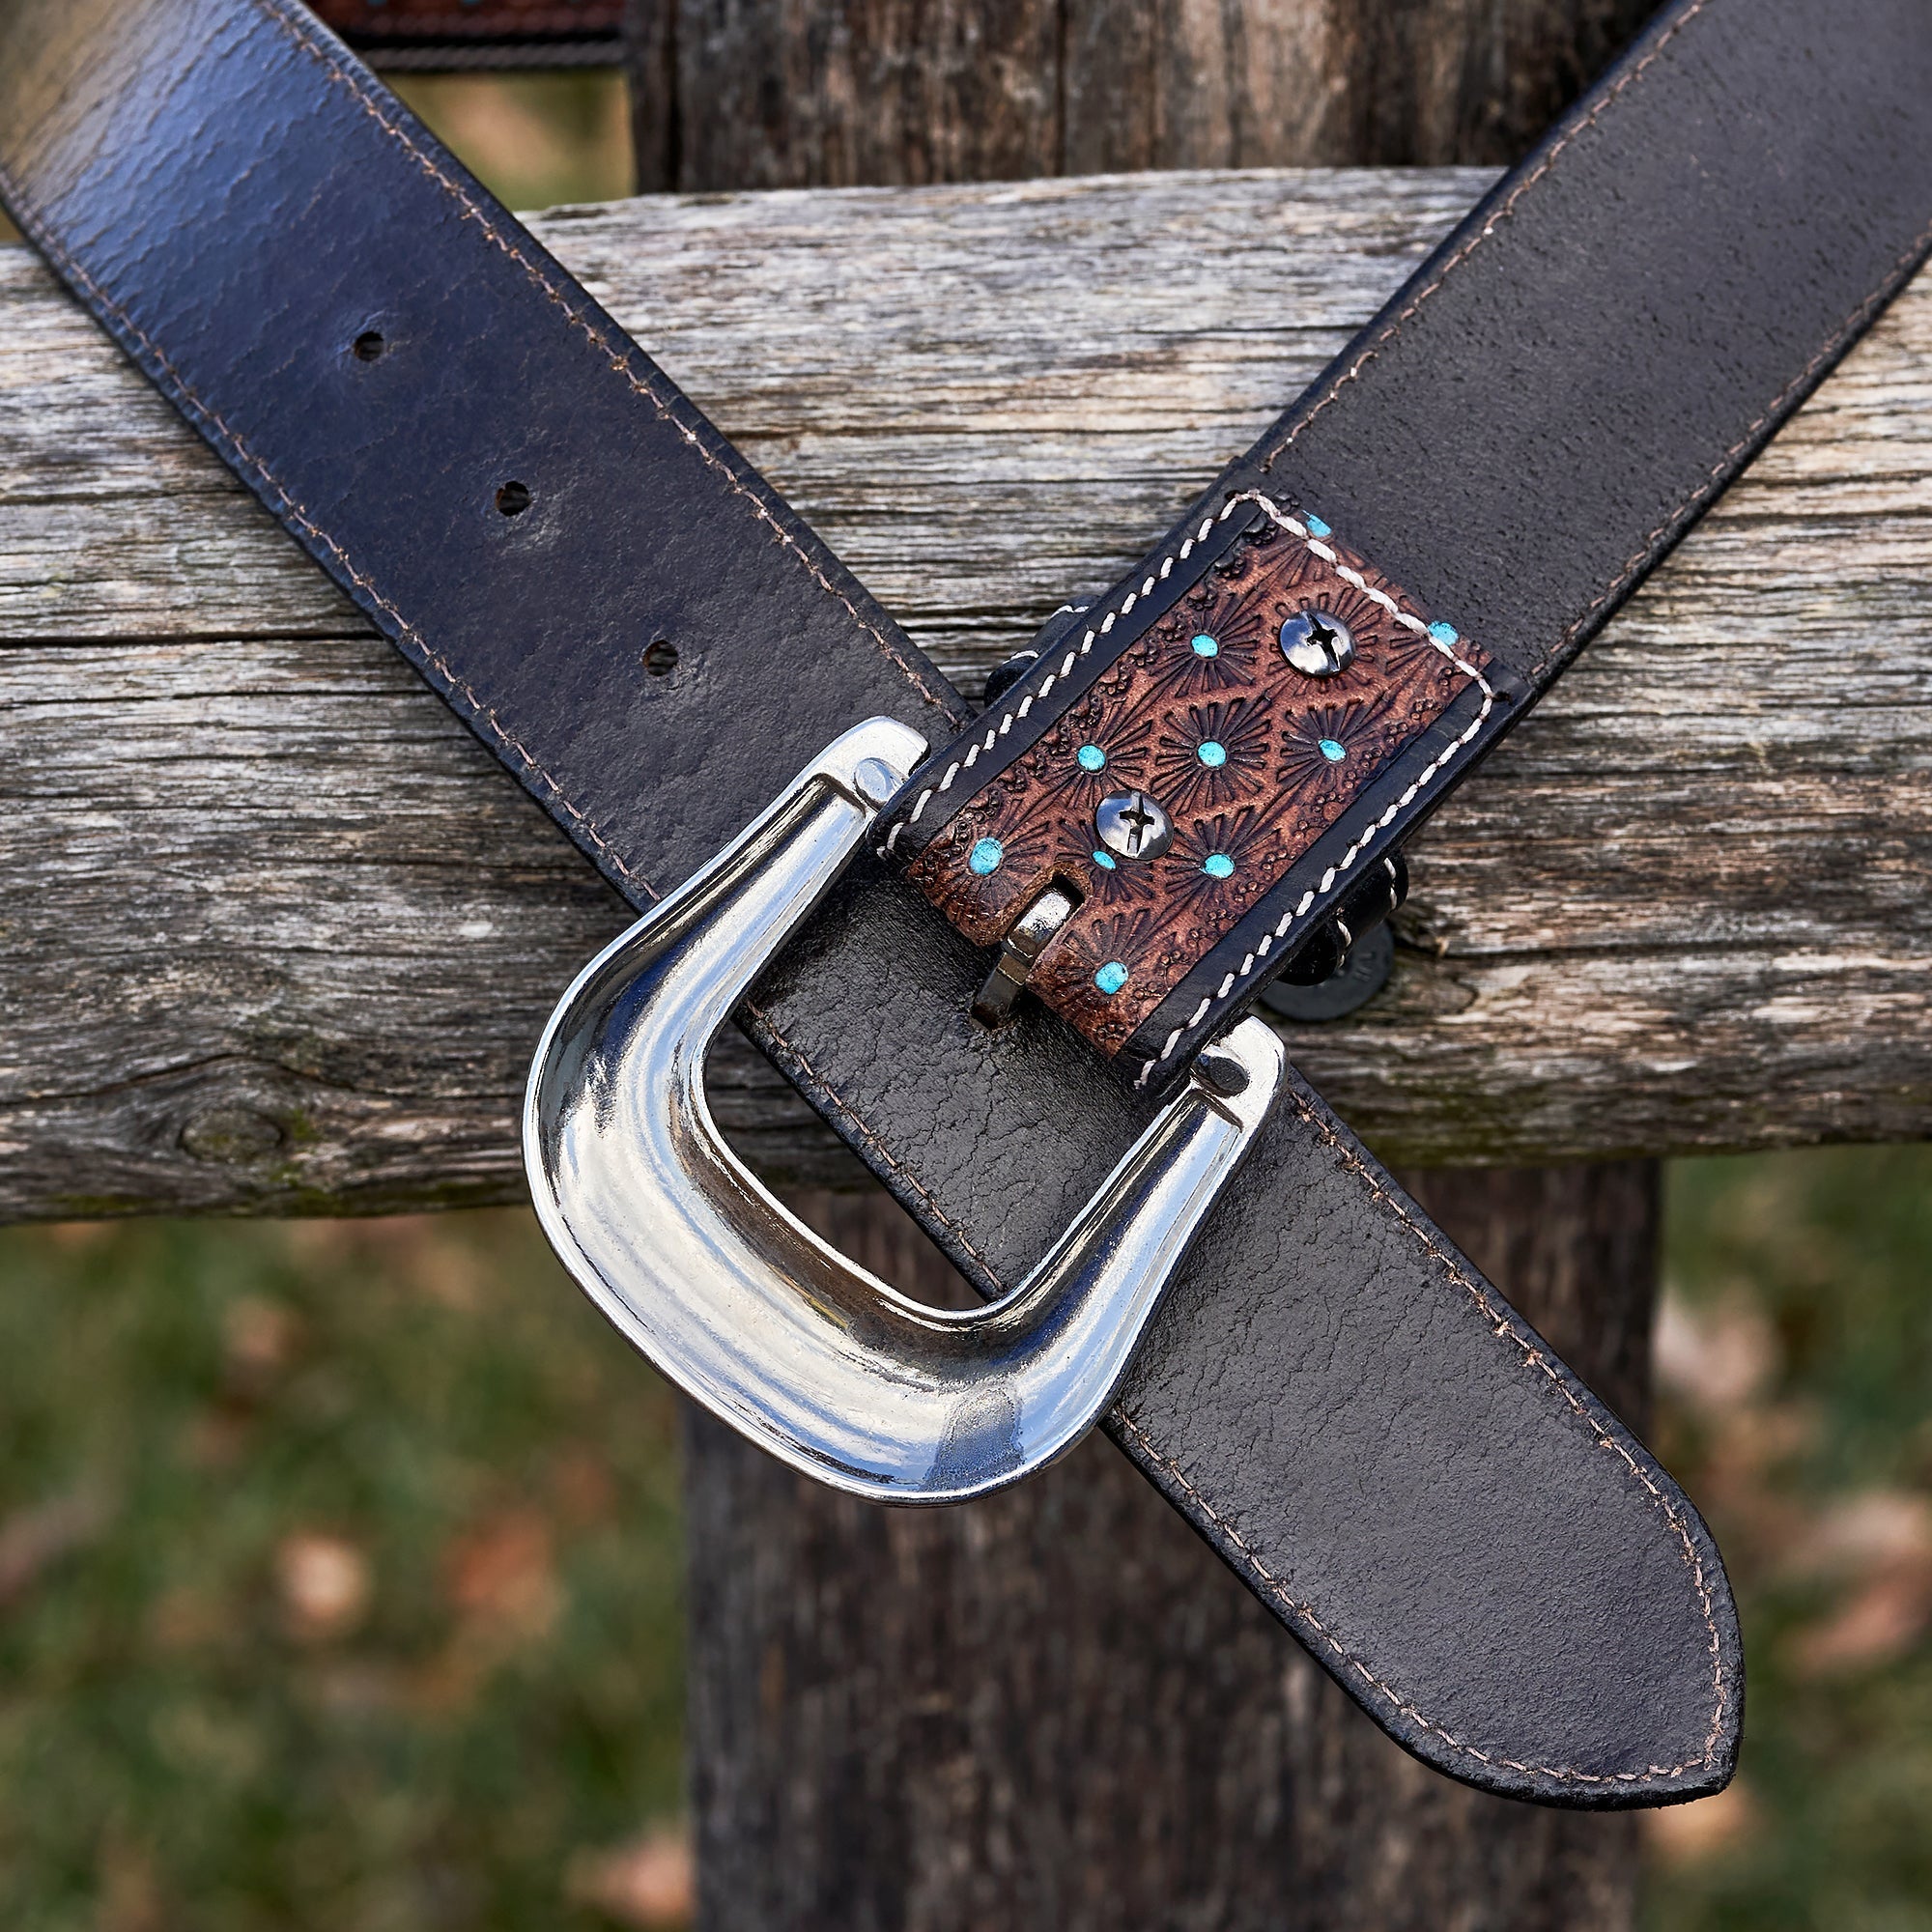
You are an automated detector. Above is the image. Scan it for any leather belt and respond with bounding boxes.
[4,0,1926,1806]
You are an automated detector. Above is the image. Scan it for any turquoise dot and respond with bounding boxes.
[1319,738,1347,763]
[1191,634,1219,658]
[1094,961,1129,996]
[968,838,1004,875]
[1091,848,1117,871]
[1076,744,1106,773]
[1428,620,1460,645]
[1203,853,1235,880]
[1304,513,1332,539]
[1197,740,1227,769]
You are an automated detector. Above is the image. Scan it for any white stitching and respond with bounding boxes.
[882,487,1495,1073]
[921,489,1476,809]
[1131,493,1494,1081]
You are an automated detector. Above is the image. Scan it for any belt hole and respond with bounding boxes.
[352,329,386,362]
[495,480,532,517]
[642,639,678,676]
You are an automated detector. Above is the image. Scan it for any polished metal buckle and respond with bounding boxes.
[524,717,1285,1502]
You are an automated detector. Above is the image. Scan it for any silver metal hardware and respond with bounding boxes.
[1260,923,1394,1022]
[1280,607,1355,677]
[525,716,1286,1504]
[1094,789,1173,861]
[850,756,902,809]
[972,883,1077,1027]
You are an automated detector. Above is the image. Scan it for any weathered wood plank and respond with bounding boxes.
[4,167,1931,1217]
[1059,0,1656,173]
[640,0,1654,190]
[634,0,1061,191]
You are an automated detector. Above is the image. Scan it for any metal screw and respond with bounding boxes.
[1094,790,1173,861]
[1279,607,1355,677]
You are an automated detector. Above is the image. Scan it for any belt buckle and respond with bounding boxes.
[524,717,1285,1501]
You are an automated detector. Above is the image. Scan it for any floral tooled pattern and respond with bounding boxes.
[910,521,1490,1053]
[1277,691,1404,798]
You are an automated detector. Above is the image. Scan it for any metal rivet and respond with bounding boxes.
[1094,791,1173,862]
[852,757,901,807]
[1280,608,1355,677]
[1195,1048,1250,1096]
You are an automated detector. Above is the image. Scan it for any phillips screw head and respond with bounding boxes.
[1094,790,1174,862]
[1279,607,1356,677]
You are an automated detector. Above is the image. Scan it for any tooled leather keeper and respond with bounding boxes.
[881,494,1515,1078]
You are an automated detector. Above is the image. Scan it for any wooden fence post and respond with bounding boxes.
[684,1170,1657,1930]
[626,0,1662,1923]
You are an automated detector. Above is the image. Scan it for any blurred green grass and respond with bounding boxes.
[1643,1148,1932,1932]
[0,1215,687,1931]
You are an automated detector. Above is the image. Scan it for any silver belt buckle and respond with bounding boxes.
[524,718,1285,1502]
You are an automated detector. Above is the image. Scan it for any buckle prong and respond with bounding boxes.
[971,883,1077,1027]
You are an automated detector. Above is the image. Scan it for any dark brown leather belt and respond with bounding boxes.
[4,0,1927,1806]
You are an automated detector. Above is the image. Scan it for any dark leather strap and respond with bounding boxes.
[13,0,1920,1805]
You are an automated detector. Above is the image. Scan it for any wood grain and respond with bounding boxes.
[636,0,1655,188]
[4,166,1931,1218]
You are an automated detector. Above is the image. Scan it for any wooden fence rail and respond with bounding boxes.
[4,167,1931,1220]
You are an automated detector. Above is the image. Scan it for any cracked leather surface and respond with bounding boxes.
[7,0,1924,1804]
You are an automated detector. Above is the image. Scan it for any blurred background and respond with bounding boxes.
[0,66,1927,1932]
